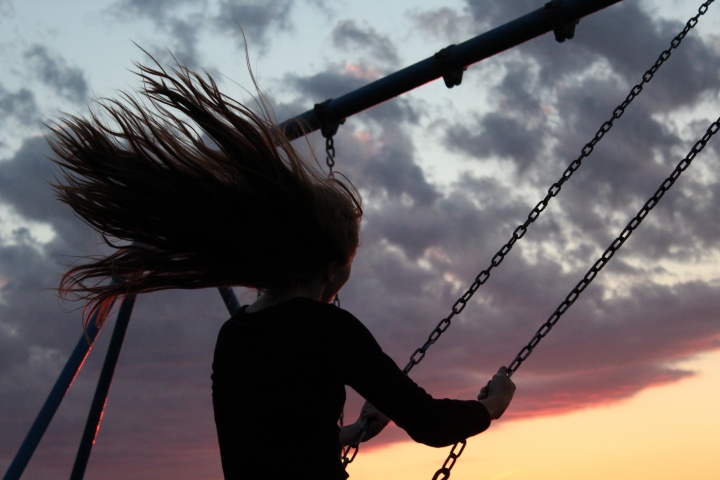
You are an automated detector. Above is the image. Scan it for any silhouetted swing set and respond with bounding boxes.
[5,0,719,478]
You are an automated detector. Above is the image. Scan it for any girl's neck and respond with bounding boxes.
[246,281,325,313]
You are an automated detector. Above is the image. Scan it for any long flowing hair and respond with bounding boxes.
[48,56,362,324]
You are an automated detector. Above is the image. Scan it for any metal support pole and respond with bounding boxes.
[279,0,622,141]
[69,295,137,480]
[3,311,105,480]
[218,287,241,315]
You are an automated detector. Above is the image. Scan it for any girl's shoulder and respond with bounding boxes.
[228,296,362,331]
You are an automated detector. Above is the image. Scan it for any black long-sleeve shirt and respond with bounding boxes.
[212,297,490,479]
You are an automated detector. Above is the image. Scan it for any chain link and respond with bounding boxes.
[326,136,336,177]
[508,116,720,376]
[422,3,715,477]
[431,440,466,480]
[341,440,360,467]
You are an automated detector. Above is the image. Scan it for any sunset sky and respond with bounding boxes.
[1,0,720,479]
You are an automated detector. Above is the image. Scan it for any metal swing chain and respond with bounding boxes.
[321,119,343,310]
[321,128,358,466]
[326,135,341,312]
[326,135,337,178]
[423,3,715,479]
[408,0,714,380]
[508,116,720,376]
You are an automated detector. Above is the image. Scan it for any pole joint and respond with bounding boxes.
[434,44,465,88]
[545,0,580,43]
[313,100,345,139]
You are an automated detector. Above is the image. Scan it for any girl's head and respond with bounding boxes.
[49,55,362,323]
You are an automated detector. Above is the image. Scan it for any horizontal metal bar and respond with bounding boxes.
[279,0,622,140]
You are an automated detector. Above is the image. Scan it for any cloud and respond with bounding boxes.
[409,7,476,42]
[331,19,400,67]
[466,1,720,111]
[329,126,439,208]
[440,0,720,271]
[0,0,12,18]
[105,0,209,68]
[465,0,548,31]
[285,67,368,100]
[0,85,39,128]
[574,3,720,111]
[24,45,89,104]
[0,136,95,252]
[445,111,544,174]
[110,0,202,19]
[214,0,294,51]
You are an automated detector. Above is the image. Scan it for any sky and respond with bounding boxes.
[1,0,719,479]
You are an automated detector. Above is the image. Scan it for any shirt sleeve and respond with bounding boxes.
[334,310,492,447]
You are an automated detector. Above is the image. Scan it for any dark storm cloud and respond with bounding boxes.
[214,0,294,49]
[445,0,718,175]
[465,0,540,26]
[331,19,400,67]
[0,137,100,363]
[0,85,39,127]
[409,7,474,41]
[575,3,720,111]
[0,137,62,223]
[467,0,720,110]
[111,0,202,18]
[0,136,130,455]
[442,59,547,172]
[165,16,204,67]
[551,99,718,263]
[106,0,207,68]
[285,67,367,100]
[0,136,94,251]
[442,0,718,267]
[330,125,438,207]
[445,112,544,173]
[24,45,89,103]
[361,173,533,262]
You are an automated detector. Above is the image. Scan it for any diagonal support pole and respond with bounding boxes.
[218,287,240,315]
[69,295,137,480]
[4,287,239,480]
[3,309,107,480]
